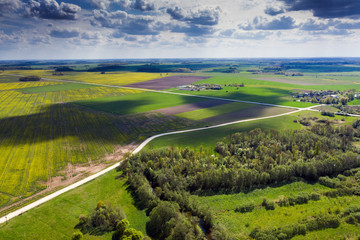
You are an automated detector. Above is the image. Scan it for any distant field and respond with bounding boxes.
[4,70,167,86]
[194,181,360,239]
[76,91,206,116]
[0,81,60,91]
[20,83,97,93]
[0,170,148,240]
[125,75,210,90]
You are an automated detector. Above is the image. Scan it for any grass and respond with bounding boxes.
[175,102,254,120]
[348,99,360,105]
[76,91,206,116]
[20,83,97,93]
[193,181,360,238]
[146,112,304,153]
[0,170,148,240]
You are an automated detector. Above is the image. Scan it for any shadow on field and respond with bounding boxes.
[212,87,292,105]
[0,100,201,146]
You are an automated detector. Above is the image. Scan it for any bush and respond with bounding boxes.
[309,192,321,201]
[75,201,126,235]
[72,231,83,240]
[262,198,275,210]
[19,75,41,81]
[321,111,335,117]
[235,202,255,213]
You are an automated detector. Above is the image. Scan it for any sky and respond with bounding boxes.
[0,0,360,59]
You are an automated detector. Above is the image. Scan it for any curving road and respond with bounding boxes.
[0,74,322,224]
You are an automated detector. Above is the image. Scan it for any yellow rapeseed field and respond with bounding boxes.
[4,70,166,86]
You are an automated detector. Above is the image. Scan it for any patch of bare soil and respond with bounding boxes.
[153,99,228,115]
[254,77,320,86]
[124,75,211,90]
[0,143,137,214]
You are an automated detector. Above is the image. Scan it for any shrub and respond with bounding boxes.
[262,198,275,210]
[321,111,335,117]
[19,75,41,81]
[72,231,83,240]
[235,202,255,213]
[75,201,126,235]
[309,192,321,201]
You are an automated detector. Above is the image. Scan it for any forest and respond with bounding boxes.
[119,121,360,239]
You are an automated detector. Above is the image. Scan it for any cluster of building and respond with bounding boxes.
[178,84,222,91]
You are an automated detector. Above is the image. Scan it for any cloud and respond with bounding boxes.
[81,32,100,40]
[24,0,81,20]
[171,24,215,37]
[91,9,159,35]
[300,19,329,31]
[234,31,272,40]
[311,28,352,35]
[130,0,154,11]
[335,21,360,29]
[166,6,221,26]
[0,0,23,16]
[89,0,153,11]
[240,16,297,30]
[264,6,285,16]
[278,0,360,19]
[50,29,80,38]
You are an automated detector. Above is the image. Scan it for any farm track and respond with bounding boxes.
[0,74,322,224]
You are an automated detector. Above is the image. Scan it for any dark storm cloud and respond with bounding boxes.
[24,0,81,20]
[50,29,80,38]
[300,19,329,31]
[240,16,297,30]
[171,24,215,37]
[91,9,159,35]
[278,0,360,18]
[166,6,221,26]
[0,0,23,16]
[264,6,285,16]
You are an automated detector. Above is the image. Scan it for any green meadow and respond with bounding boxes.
[0,170,148,240]
[76,91,206,116]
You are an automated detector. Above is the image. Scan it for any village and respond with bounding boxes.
[293,89,359,105]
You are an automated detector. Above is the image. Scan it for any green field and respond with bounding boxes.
[194,181,360,239]
[146,113,304,153]
[76,91,206,116]
[0,170,148,240]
